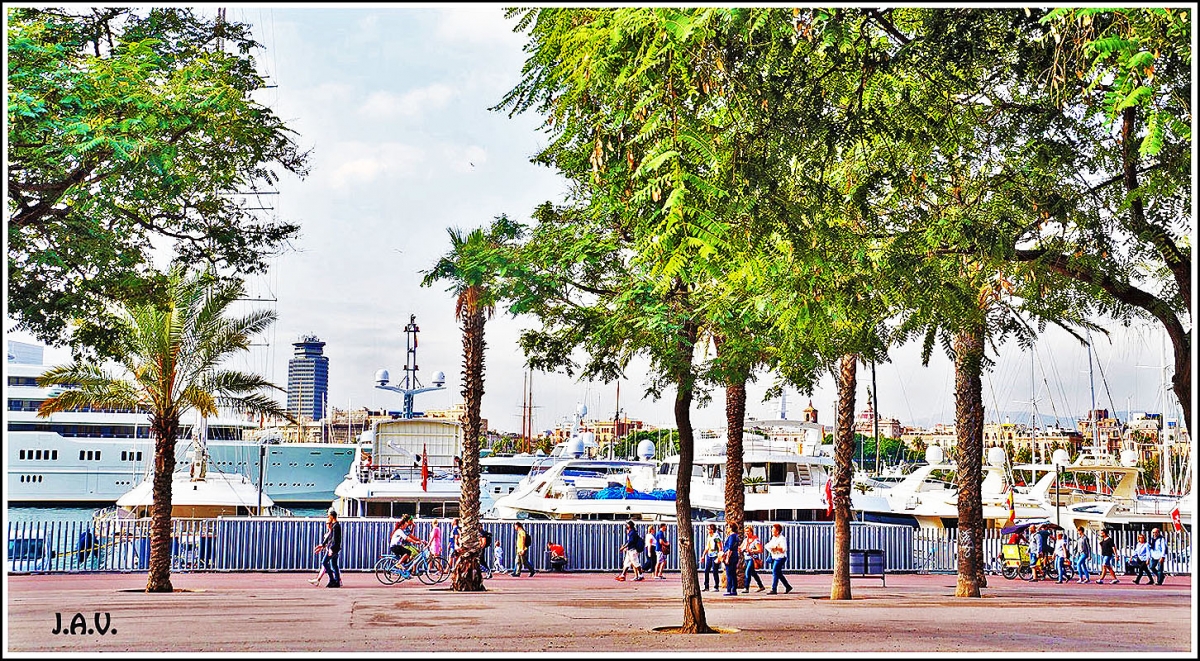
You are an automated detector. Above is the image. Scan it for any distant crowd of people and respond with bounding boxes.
[1011,523,1169,585]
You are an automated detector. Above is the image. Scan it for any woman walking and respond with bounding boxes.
[1131,533,1153,584]
[1073,526,1092,584]
[764,524,793,595]
[740,525,765,593]
[721,523,740,596]
[701,523,722,592]
[1096,529,1119,584]
[1053,531,1069,583]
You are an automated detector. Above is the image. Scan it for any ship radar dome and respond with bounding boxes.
[925,445,945,465]
[637,439,656,461]
[986,446,1006,467]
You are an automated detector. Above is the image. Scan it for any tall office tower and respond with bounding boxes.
[288,335,329,421]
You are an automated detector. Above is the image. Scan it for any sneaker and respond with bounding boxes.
[614,575,626,581]
[1096,580,1104,584]
[633,575,644,581]
[1111,579,1119,584]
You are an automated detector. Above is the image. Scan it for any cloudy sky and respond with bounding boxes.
[6,5,1186,435]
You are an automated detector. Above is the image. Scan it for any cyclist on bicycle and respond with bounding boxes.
[389,515,422,569]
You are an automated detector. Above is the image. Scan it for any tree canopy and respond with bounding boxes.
[7,7,309,354]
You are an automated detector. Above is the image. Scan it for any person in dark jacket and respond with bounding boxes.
[314,509,343,587]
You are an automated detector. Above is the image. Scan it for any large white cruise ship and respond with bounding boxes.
[6,343,355,505]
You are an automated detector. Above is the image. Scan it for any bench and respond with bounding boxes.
[848,548,886,586]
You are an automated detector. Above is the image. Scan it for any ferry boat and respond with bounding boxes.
[5,344,355,505]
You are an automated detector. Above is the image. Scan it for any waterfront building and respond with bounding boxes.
[900,423,957,452]
[287,336,328,421]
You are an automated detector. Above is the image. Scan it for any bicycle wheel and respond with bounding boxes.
[1017,564,1032,581]
[417,556,438,585]
[375,556,400,585]
[427,555,449,583]
[1002,566,1018,580]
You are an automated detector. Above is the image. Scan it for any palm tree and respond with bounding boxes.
[37,266,290,592]
[422,215,525,592]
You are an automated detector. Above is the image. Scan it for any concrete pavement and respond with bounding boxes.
[5,571,1194,654]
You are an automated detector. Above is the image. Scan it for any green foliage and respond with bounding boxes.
[7,8,309,353]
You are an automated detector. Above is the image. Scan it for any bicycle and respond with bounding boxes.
[374,545,449,585]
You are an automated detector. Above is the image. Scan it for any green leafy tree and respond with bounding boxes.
[7,7,309,354]
[36,266,290,592]
[422,215,526,593]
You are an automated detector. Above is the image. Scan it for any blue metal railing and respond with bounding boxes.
[6,517,1191,576]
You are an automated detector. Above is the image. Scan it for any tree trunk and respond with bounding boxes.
[723,373,747,590]
[452,306,486,592]
[953,323,985,598]
[146,415,178,593]
[675,319,712,634]
[831,354,857,601]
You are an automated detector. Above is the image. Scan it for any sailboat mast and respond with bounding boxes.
[1087,330,1099,454]
[872,361,879,475]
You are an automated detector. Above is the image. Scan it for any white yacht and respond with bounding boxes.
[659,424,837,522]
[491,458,674,521]
[481,405,601,503]
[6,345,355,505]
[1037,449,1193,533]
[331,316,463,519]
[853,446,1057,528]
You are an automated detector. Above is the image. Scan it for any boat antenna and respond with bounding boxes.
[375,314,446,419]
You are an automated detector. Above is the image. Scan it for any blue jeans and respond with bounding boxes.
[724,558,738,594]
[702,555,720,590]
[1054,556,1066,582]
[1148,557,1165,585]
[1075,554,1090,581]
[743,556,764,590]
[770,557,791,593]
[322,551,341,585]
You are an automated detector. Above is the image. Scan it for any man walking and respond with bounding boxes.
[1073,526,1092,584]
[315,509,343,588]
[511,522,535,577]
[1148,527,1167,585]
[1096,529,1119,584]
[721,523,740,596]
[616,520,645,582]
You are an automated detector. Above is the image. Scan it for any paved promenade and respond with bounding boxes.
[5,571,1194,654]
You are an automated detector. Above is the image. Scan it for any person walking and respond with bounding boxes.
[721,523,740,596]
[740,525,766,592]
[1095,529,1119,584]
[511,522,535,577]
[701,523,722,592]
[1131,533,1153,584]
[764,523,793,595]
[447,518,460,569]
[641,524,657,573]
[309,518,333,586]
[1027,525,1044,581]
[314,509,342,588]
[1052,530,1068,583]
[616,520,645,582]
[1073,526,1092,584]
[653,523,670,580]
[1148,527,1167,586]
[428,519,444,559]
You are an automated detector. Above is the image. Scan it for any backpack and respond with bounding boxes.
[631,530,645,553]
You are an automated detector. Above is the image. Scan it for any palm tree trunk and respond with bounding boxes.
[831,354,857,600]
[146,415,178,593]
[453,306,486,592]
[723,375,746,591]
[675,320,712,634]
[954,323,985,598]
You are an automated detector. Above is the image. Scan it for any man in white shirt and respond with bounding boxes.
[1148,527,1168,586]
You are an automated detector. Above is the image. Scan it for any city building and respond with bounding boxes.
[853,404,904,439]
[287,336,329,422]
[1076,409,1123,453]
[901,423,957,453]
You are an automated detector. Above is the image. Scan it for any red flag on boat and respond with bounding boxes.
[1004,489,1016,528]
[421,443,430,492]
[1171,505,1182,532]
[625,476,634,494]
[824,479,834,517]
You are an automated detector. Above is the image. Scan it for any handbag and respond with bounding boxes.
[753,555,763,570]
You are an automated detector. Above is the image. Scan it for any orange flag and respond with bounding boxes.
[1004,489,1016,528]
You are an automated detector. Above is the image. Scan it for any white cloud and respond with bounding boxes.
[433,6,523,45]
[324,142,425,189]
[360,83,456,119]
